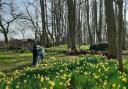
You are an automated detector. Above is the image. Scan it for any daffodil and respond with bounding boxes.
[123,86,126,89]
[112,83,116,87]
[122,77,127,83]
[42,88,47,89]
[7,80,11,85]
[103,80,107,86]
[24,80,27,83]
[16,85,19,89]
[5,86,9,89]
[60,82,62,85]
[40,76,44,82]
[94,75,99,79]
[49,81,55,87]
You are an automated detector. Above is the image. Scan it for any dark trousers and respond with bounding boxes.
[33,55,37,65]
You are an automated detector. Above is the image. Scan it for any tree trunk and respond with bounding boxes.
[0,0,1,8]
[122,0,127,50]
[86,0,93,45]
[104,0,117,58]
[40,0,47,46]
[51,1,54,46]
[67,0,76,50]
[3,32,8,51]
[4,33,8,44]
[93,0,98,43]
[97,0,103,42]
[117,0,123,72]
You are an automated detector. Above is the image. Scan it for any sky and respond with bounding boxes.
[0,0,37,40]
[0,0,52,40]
[0,0,128,41]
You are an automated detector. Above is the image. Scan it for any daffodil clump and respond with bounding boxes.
[1,54,128,89]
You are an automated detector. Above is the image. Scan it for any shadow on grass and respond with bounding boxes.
[0,56,15,60]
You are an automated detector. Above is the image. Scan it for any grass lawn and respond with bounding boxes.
[0,45,88,74]
[0,45,128,89]
[0,50,32,74]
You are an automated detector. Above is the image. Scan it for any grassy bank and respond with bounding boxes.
[0,45,128,89]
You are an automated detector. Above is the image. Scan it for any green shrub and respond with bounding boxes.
[16,48,28,53]
[90,42,108,51]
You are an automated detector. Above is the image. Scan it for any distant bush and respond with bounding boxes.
[89,42,108,51]
[16,48,28,53]
[9,46,18,50]
[45,48,67,54]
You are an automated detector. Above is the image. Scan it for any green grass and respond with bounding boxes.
[0,50,32,74]
[0,45,84,74]
[0,45,128,89]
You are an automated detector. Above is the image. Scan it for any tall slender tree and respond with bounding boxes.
[67,0,76,50]
[117,0,124,72]
[40,0,47,46]
[97,0,103,42]
[86,0,93,45]
[104,0,117,58]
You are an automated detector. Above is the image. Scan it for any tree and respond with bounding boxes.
[104,0,117,58]
[86,0,93,45]
[18,21,27,39]
[97,0,103,42]
[92,0,98,44]
[67,0,76,50]
[122,0,127,50]
[117,0,124,72]
[40,0,47,46]
[0,0,20,47]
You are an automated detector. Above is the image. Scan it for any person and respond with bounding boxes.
[32,44,37,66]
[36,45,45,64]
